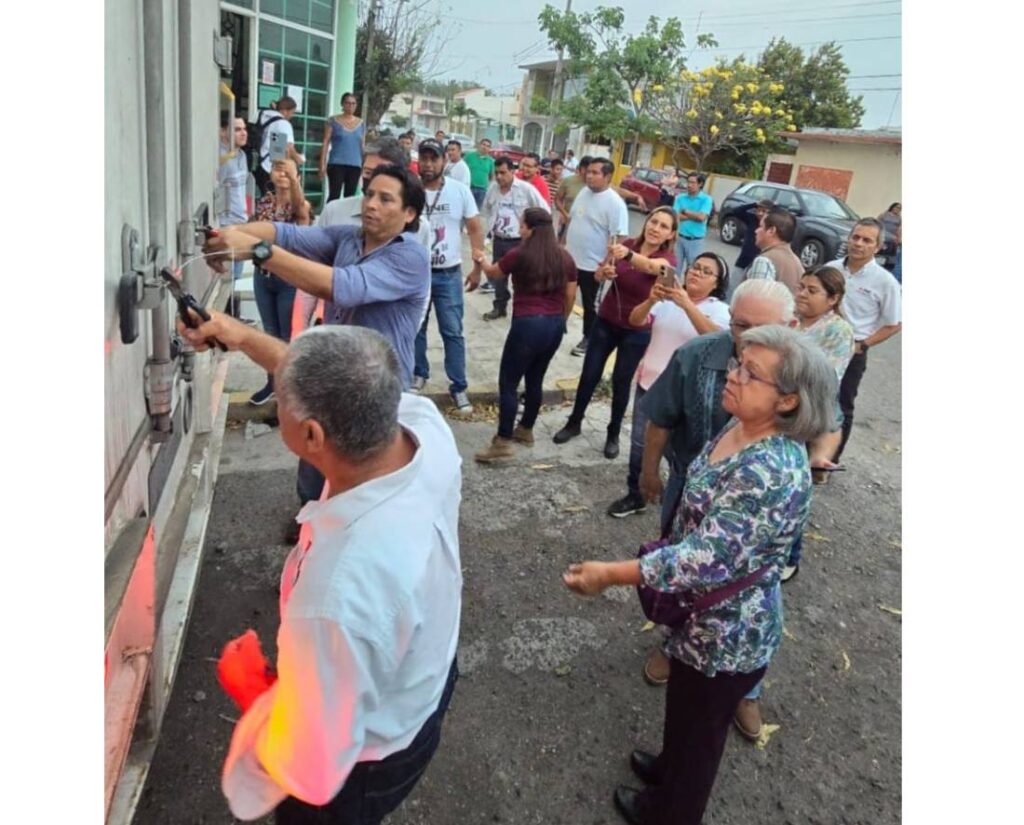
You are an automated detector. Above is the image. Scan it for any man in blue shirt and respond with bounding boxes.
[202,165,430,513]
[673,172,714,275]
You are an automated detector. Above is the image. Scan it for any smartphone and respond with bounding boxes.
[658,264,678,289]
[269,130,288,162]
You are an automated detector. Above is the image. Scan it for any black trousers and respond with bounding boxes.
[275,658,458,825]
[577,269,598,338]
[491,237,521,313]
[835,347,868,461]
[639,658,766,825]
[327,164,361,202]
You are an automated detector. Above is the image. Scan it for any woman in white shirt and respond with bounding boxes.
[607,252,731,518]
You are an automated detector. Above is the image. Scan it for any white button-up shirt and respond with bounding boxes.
[221,394,463,820]
[830,257,902,340]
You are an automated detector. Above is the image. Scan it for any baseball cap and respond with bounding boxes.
[418,138,444,157]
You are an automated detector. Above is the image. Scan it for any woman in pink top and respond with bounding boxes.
[607,251,731,518]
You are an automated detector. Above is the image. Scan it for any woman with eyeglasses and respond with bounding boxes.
[552,206,679,458]
[563,325,837,825]
[607,252,731,518]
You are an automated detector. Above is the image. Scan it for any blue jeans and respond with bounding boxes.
[675,236,705,275]
[627,384,651,496]
[567,317,651,437]
[274,658,458,825]
[660,465,686,536]
[253,267,295,343]
[415,266,468,395]
[498,314,565,437]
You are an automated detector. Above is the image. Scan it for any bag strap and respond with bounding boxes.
[688,564,772,614]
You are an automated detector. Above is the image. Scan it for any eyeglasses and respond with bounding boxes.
[687,264,718,278]
[727,357,781,390]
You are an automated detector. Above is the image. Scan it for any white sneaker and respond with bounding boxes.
[451,391,474,416]
[410,376,427,393]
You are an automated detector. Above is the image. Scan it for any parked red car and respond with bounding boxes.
[492,143,528,166]
[620,166,682,210]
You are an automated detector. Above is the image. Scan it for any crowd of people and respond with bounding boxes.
[208,95,902,825]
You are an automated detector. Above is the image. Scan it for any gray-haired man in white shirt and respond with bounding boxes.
[179,322,463,823]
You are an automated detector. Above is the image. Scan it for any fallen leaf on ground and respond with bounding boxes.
[755,723,782,750]
[782,626,797,641]
[841,650,851,671]
[530,464,555,470]
[562,505,590,514]
[878,604,902,616]
[805,532,831,543]
[641,621,656,632]
[554,664,572,677]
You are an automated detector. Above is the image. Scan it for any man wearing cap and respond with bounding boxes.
[413,138,485,416]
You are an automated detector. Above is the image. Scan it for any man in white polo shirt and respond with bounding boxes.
[564,157,630,356]
[827,217,901,461]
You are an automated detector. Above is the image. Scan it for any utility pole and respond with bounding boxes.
[549,0,572,153]
[361,0,380,127]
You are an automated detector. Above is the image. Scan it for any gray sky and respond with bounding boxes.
[432,0,901,129]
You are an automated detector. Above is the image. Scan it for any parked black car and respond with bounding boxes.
[718,181,863,269]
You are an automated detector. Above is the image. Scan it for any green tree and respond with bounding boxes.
[647,60,797,171]
[537,5,707,143]
[756,38,865,129]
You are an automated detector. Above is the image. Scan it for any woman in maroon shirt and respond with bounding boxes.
[471,208,578,462]
[553,206,679,458]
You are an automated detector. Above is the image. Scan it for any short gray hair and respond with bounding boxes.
[731,279,795,323]
[277,326,402,461]
[740,325,837,442]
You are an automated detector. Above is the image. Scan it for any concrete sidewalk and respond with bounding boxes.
[223,234,606,420]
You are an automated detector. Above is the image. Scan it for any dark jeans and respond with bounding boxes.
[568,317,651,438]
[498,314,565,437]
[835,347,868,461]
[637,658,767,825]
[576,269,599,339]
[254,268,296,343]
[327,164,361,201]
[275,658,459,825]
[297,458,325,506]
[489,237,521,313]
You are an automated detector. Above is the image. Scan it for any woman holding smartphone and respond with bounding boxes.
[607,252,731,518]
[552,206,678,459]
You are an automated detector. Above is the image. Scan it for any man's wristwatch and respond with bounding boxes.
[251,240,273,266]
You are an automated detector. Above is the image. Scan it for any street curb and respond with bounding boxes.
[226,384,578,423]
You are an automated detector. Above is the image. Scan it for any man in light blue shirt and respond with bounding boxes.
[673,172,715,275]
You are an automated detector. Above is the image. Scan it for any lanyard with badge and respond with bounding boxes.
[425,178,447,267]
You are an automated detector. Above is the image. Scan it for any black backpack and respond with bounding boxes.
[247,111,284,172]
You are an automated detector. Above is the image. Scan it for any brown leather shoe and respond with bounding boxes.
[642,648,670,686]
[474,436,516,463]
[733,698,763,741]
[511,425,534,445]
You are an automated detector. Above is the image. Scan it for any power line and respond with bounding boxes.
[701,12,900,28]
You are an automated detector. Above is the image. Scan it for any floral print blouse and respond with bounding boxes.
[802,310,855,382]
[639,423,811,676]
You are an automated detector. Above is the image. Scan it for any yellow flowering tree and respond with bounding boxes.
[648,59,797,171]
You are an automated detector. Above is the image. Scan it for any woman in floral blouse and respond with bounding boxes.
[563,325,837,825]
